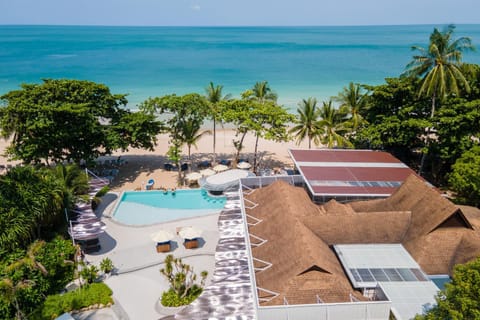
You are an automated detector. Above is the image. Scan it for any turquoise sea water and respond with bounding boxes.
[114,189,226,225]
[1,25,480,109]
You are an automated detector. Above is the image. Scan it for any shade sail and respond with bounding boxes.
[151,230,175,243]
[237,161,252,169]
[213,164,229,172]
[179,226,203,239]
[186,172,203,181]
[200,168,216,177]
[199,169,255,191]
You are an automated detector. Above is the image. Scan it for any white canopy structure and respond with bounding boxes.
[199,169,255,192]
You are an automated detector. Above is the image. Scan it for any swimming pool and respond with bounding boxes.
[113,189,226,225]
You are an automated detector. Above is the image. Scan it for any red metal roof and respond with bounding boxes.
[289,149,421,197]
[290,149,401,163]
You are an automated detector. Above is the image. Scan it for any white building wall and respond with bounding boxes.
[257,301,391,320]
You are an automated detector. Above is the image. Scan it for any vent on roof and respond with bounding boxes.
[350,268,428,283]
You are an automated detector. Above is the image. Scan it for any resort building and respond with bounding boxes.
[233,149,480,320]
[288,149,422,202]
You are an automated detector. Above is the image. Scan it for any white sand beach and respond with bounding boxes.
[0,129,311,191]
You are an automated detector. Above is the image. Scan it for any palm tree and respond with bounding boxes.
[205,82,231,164]
[403,25,474,174]
[180,119,212,167]
[244,81,278,172]
[403,24,473,118]
[246,81,278,103]
[290,97,323,149]
[334,82,368,130]
[318,100,352,148]
[0,278,34,320]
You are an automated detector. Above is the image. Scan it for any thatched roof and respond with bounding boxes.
[304,211,411,245]
[244,176,480,306]
[349,175,473,240]
[246,181,361,304]
[322,199,356,215]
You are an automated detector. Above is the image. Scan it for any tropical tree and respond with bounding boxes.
[290,97,323,149]
[448,146,480,206]
[141,94,209,184]
[335,82,368,130]
[415,257,480,319]
[402,25,474,175]
[0,79,161,164]
[205,82,231,163]
[318,100,352,148]
[0,277,34,320]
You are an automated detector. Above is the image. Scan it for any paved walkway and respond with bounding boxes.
[83,193,221,320]
[83,190,257,320]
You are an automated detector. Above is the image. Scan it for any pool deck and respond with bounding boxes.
[83,191,255,320]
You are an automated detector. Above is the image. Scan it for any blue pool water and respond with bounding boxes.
[113,189,226,225]
[429,275,450,291]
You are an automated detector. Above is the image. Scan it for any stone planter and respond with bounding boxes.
[155,299,185,316]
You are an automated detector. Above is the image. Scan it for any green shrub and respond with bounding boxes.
[79,265,98,284]
[38,283,113,320]
[99,257,114,274]
[159,254,207,307]
[94,186,110,198]
[161,287,203,307]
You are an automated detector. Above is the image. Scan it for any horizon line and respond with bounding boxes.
[0,23,478,28]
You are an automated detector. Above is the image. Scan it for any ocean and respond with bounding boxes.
[1,25,480,110]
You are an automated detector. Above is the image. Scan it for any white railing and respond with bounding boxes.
[257,287,280,303]
[249,233,267,247]
[242,183,256,195]
[244,198,259,210]
[253,257,273,272]
[246,213,263,226]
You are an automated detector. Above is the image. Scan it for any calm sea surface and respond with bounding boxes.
[1,25,480,110]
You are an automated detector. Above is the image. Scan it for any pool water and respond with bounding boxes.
[113,189,226,225]
[429,275,450,290]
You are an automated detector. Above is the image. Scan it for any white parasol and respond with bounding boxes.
[213,164,229,172]
[150,230,174,243]
[178,226,203,240]
[185,172,202,181]
[200,168,216,176]
[236,161,252,169]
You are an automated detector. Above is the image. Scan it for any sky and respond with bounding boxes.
[0,0,479,26]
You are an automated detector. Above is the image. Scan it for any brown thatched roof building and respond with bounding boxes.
[244,175,480,306]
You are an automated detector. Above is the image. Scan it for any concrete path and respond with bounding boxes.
[82,192,221,320]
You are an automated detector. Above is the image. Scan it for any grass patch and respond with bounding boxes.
[161,287,203,307]
[36,283,113,320]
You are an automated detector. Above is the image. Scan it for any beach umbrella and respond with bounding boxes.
[200,168,216,177]
[185,172,202,181]
[213,164,229,172]
[150,230,174,243]
[236,161,252,170]
[178,226,203,240]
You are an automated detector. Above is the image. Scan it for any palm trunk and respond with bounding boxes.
[308,137,311,149]
[212,119,216,164]
[188,145,192,173]
[419,94,436,176]
[234,132,247,164]
[253,133,260,174]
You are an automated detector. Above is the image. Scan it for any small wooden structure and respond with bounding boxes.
[156,241,171,253]
[184,238,198,249]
